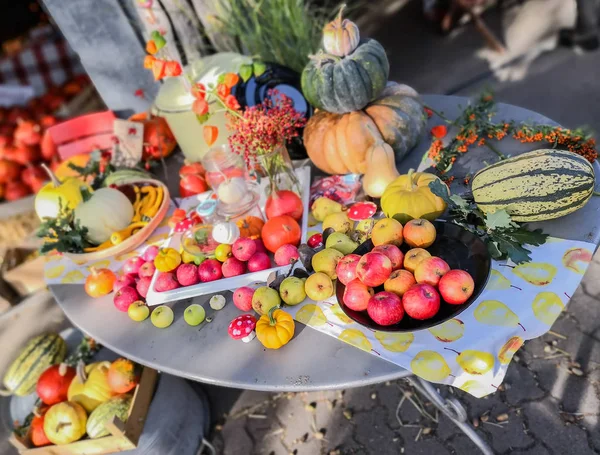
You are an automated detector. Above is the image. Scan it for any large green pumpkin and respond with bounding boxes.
[301,38,389,114]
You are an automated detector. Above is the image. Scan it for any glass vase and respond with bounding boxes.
[257,144,300,194]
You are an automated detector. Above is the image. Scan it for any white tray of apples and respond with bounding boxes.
[144,166,311,306]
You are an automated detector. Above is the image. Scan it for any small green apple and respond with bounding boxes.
[184,304,206,326]
[279,277,307,305]
[151,305,174,328]
[128,301,150,322]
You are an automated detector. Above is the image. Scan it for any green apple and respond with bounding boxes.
[151,305,174,328]
[128,301,150,322]
[304,272,334,301]
[312,248,344,279]
[252,286,281,315]
[325,232,358,255]
[279,277,307,305]
[184,304,206,326]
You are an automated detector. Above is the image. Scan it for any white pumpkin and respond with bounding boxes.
[217,178,247,205]
[74,188,134,244]
[212,220,240,245]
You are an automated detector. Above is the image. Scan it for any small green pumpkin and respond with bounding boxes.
[301,38,389,114]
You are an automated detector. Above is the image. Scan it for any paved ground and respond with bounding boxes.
[206,2,600,454]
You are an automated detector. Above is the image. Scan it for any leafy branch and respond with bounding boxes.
[429,180,548,264]
[36,202,91,254]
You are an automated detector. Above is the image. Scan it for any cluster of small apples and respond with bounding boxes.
[152,237,300,293]
[339,217,475,326]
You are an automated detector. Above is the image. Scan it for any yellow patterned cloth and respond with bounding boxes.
[284,238,594,397]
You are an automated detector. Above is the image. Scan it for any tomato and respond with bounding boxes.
[261,215,301,253]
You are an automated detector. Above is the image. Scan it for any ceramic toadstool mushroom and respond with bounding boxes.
[347,201,377,221]
[228,314,257,343]
[174,218,194,233]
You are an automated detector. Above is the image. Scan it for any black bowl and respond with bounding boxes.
[336,221,491,332]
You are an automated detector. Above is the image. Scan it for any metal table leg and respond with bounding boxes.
[405,376,494,455]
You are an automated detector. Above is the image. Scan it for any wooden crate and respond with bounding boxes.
[9,367,158,454]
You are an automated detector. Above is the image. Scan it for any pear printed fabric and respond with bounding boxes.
[284,237,594,397]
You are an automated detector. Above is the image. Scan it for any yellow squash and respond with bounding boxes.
[67,361,116,413]
[380,169,448,224]
[154,247,182,272]
[256,309,295,349]
[34,164,90,220]
[44,401,87,445]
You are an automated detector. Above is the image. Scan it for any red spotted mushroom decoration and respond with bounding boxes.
[228,314,257,343]
[347,201,377,221]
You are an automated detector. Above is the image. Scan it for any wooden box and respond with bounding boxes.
[9,367,158,454]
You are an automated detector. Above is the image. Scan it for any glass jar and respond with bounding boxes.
[216,183,265,237]
[201,144,247,191]
[181,225,219,259]
[256,143,300,194]
[153,53,252,161]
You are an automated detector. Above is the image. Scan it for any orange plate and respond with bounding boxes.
[63,179,170,263]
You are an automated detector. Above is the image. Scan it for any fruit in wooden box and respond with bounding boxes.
[129,112,176,160]
[303,83,425,175]
[471,149,595,222]
[381,170,448,224]
[44,401,87,445]
[37,363,76,406]
[2,333,66,397]
[87,394,132,439]
[67,361,116,413]
[107,358,139,394]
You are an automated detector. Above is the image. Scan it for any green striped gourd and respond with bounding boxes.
[471,149,595,222]
[2,333,66,396]
[87,394,132,439]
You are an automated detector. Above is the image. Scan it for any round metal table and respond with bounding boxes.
[49,95,600,392]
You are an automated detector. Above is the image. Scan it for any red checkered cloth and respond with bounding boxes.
[0,29,85,96]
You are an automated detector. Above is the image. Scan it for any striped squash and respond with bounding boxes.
[87,394,132,439]
[2,333,67,397]
[472,149,595,222]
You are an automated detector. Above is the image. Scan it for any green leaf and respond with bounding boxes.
[253,61,267,77]
[429,180,452,205]
[485,210,512,230]
[239,64,253,82]
[449,194,469,210]
[217,73,226,85]
[491,233,534,264]
[506,227,548,246]
[486,240,503,259]
[196,113,210,124]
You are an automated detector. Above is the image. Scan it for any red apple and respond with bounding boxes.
[222,257,246,277]
[176,263,200,286]
[343,279,374,311]
[154,272,180,292]
[138,261,156,278]
[336,254,361,285]
[233,286,255,311]
[179,173,208,198]
[414,256,450,287]
[247,252,271,272]
[438,269,474,304]
[123,256,145,277]
[384,270,416,297]
[113,286,140,312]
[307,233,323,248]
[367,291,404,326]
[274,244,299,266]
[265,190,303,220]
[372,244,404,271]
[402,284,440,320]
[232,237,257,261]
[253,239,267,254]
[142,245,160,262]
[136,276,152,298]
[198,259,223,282]
[114,274,136,292]
[356,252,392,287]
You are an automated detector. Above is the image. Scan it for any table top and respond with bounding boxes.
[50,94,600,392]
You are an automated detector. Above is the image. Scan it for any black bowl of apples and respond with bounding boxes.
[336,220,491,332]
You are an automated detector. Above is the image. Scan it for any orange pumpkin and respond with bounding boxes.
[237,216,264,239]
[261,215,301,253]
[129,112,176,160]
[107,358,139,393]
[303,82,426,175]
